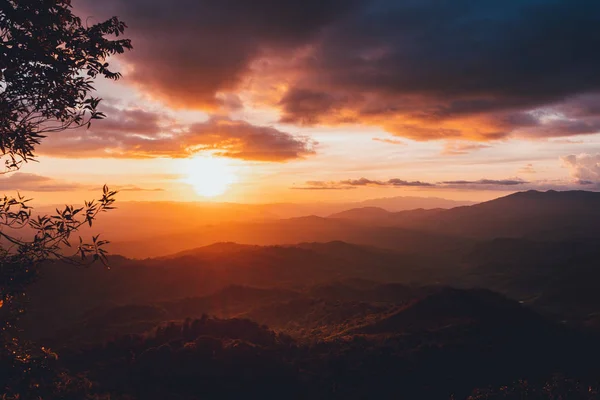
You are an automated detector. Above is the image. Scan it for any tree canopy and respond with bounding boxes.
[0,0,131,349]
[1,0,131,170]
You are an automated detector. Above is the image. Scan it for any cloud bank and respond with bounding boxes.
[80,0,600,141]
[295,177,531,191]
[41,105,315,162]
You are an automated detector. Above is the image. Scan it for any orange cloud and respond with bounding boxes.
[0,173,163,193]
[372,138,406,145]
[442,141,492,156]
[40,105,315,162]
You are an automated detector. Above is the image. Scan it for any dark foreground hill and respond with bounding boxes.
[21,241,452,339]
[22,233,600,341]
[11,288,600,400]
[353,287,542,334]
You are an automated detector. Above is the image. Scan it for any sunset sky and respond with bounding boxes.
[4,0,600,204]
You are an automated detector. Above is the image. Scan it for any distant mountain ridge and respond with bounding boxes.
[329,207,443,224]
[399,190,600,239]
[255,195,474,217]
[327,190,600,240]
[106,190,600,258]
[353,195,475,211]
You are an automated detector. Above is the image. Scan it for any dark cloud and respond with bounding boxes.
[340,178,434,187]
[438,178,532,191]
[78,0,600,141]
[80,0,361,109]
[277,1,600,139]
[441,179,528,186]
[578,180,595,185]
[278,89,343,125]
[517,117,600,139]
[299,178,434,189]
[291,182,357,190]
[387,179,435,187]
[550,94,600,119]
[298,175,600,191]
[41,105,315,162]
[298,177,532,191]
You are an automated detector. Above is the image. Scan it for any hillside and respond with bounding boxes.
[22,241,446,339]
[329,207,443,225]
[39,287,600,399]
[354,287,543,334]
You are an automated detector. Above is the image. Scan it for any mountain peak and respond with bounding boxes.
[329,207,391,219]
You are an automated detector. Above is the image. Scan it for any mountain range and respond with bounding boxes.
[15,190,600,399]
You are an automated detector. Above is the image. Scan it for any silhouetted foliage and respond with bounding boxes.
[1,0,131,170]
[9,283,600,399]
[468,376,600,400]
[0,0,129,307]
[16,302,598,399]
[0,1,131,397]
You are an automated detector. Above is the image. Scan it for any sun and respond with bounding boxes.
[184,156,238,198]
